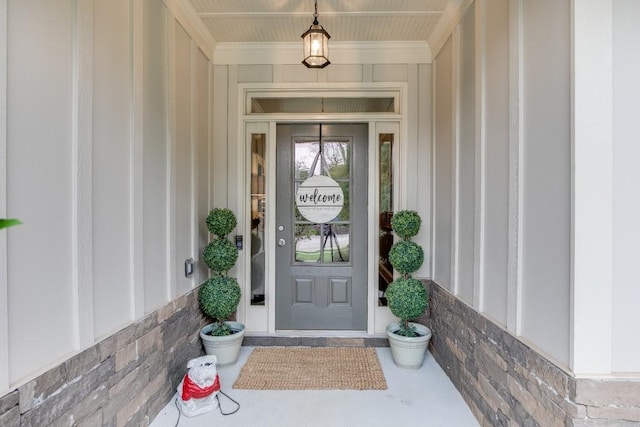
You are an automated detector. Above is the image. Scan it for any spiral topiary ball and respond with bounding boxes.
[198,276,241,322]
[203,238,238,273]
[389,240,424,275]
[206,208,237,238]
[391,210,421,240]
[385,277,428,322]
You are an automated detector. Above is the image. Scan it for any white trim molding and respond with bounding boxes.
[162,0,216,61]
[451,26,461,296]
[507,0,524,336]
[131,0,146,317]
[473,0,487,311]
[71,0,95,349]
[428,0,474,60]
[166,13,178,300]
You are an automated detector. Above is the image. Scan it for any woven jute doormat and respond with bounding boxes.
[232,347,388,390]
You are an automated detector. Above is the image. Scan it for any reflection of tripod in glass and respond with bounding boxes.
[322,224,345,262]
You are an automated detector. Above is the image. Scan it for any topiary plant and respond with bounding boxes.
[199,208,241,336]
[203,238,238,273]
[388,240,424,275]
[199,276,241,336]
[386,210,429,337]
[206,208,237,238]
[390,210,421,239]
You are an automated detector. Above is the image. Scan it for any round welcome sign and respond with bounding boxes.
[296,175,344,223]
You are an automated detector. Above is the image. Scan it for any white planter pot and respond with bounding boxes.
[200,321,245,366]
[386,322,432,369]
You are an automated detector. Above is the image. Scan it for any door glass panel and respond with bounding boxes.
[323,223,349,263]
[336,181,350,221]
[294,141,320,179]
[293,135,352,265]
[295,223,321,263]
[323,141,349,177]
[324,140,350,222]
[295,223,350,264]
[250,133,266,305]
[379,133,394,306]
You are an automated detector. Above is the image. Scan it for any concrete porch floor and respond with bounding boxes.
[151,346,479,427]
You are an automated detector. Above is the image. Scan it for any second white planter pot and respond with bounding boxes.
[200,321,245,366]
[386,321,432,369]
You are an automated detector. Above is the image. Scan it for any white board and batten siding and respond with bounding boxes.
[432,0,572,370]
[0,0,215,394]
[432,0,640,375]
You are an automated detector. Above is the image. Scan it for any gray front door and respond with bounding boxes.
[276,123,368,330]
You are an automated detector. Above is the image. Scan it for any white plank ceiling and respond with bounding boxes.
[185,0,453,43]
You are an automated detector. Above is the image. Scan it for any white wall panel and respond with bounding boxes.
[174,23,195,294]
[612,0,640,373]
[225,65,241,283]
[482,0,510,326]
[405,64,419,213]
[281,64,318,83]
[212,66,229,207]
[142,0,170,313]
[238,64,273,83]
[372,64,409,82]
[520,0,570,366]
[414,64,432,279]
[92,0,133,338]
[457,5,476,304]
[328,65,364,83]
[196,49,211,282]
[6,0,76,384]
[432,37,454,291]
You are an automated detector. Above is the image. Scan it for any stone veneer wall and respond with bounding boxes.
[426,281,640,427]
[0,290,206,427]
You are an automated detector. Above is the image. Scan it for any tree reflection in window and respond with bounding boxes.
[294,136,351,264]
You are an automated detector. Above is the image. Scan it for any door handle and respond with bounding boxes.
[278,238,286,247]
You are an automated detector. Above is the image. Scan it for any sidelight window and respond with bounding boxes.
[250,133,266,305]
[378,133,394,306]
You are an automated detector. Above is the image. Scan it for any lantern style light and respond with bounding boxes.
[301,1,330,68]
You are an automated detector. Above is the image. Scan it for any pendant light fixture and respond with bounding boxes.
[301,0,330,68]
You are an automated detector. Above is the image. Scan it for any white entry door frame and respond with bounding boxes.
[238,84,407,335]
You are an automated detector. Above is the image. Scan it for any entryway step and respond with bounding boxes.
[243,336,389,348]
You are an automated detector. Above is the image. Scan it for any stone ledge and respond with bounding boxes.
[573,378,640,407]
